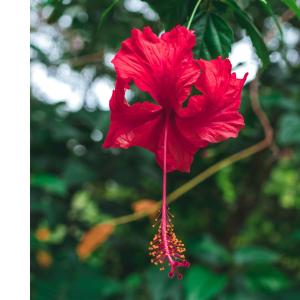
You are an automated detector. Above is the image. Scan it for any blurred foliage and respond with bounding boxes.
[31,0,300,299]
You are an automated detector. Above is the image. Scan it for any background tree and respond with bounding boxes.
[31,0,300,299]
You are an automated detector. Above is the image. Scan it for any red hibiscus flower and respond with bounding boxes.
[103,25,247,279]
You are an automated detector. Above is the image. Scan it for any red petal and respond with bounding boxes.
[156,117,198,173]
[103,79,163,151]
[176,57,247,147]
[196,57,248,110]
[112,26,200,109]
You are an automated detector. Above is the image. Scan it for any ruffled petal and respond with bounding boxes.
[112,26,200,109]
[195,56,248,110]
[176,57,247,148]
[103,79,163,151]
[176,97,244,146]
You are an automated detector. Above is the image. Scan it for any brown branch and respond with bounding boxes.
[265,9,295,44]
[249,77,272,144]
[280,9,295,23]
[68,51,104,67]
[249,77,279,156]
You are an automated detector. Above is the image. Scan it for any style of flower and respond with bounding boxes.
[103,25,248,279]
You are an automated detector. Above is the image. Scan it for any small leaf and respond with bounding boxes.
[264,158,300,209]
[77,223,115,259]
[233,246,280,265]
[277,114,300,145]
[244,266,291,292]
[31,174,67,196]
[183,266,228,300]
[70,190,104,224]
[193,13,234,59]
[224,0,270,68]
[49,225,67,244]
[190,235,231,266]
[216,166,236,205]
[146,267,182,300]
[281,0,300,20]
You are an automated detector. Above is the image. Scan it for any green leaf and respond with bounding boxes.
[46,3,64,24]
[274,290,300,300]
[233,246,280,265]
[193,12,234,59]
[30,44,51,65]
[96,0,120,33]
[281,0,300,20]
[220,291,260,300]
[264,157,300,209]
[70,191,105,225]
[223,0,270,68]
[183,266,228,300]
[63,160,96,186]
[145,267,182,300]
[190,236,231,266]
[261,92,299,111]
[216,166,236,205]
[244,266,291,292]
[31,174,67,196]
[49,225,66,244]
[258,0,283,38]
[147,0,190,29]
[277,114,300,145]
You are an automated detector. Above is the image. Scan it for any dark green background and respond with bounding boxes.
[31,0,300,299]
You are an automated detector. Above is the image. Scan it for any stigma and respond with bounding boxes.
[148,212,190,279]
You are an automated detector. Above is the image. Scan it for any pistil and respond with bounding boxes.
[149,115,190,279]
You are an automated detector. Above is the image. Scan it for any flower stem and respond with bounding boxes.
[186,0,202,30]
[161,115,173,265]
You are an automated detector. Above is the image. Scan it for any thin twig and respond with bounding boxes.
[187,0,202,29]
[96,0,120,33]
[68,51,104,67]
